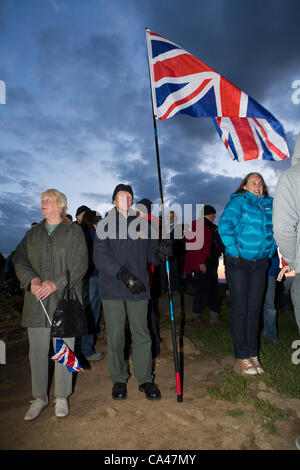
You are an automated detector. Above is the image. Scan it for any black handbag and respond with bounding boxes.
[51,270,88,338]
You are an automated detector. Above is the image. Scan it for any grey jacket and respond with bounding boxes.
[273,133,300,272]
[13,217,88,327]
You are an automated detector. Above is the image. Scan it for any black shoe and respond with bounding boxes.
[112,382,127,400]
[138,382,161,400]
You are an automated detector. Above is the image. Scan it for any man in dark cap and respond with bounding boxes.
[94,184,172,401]
[111,184,133,203]
[76,205,91,225]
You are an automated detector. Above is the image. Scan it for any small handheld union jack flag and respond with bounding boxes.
[52,339,84,373]
[39,300,84,373]
[146,29,289,162]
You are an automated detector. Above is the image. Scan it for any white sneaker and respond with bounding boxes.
[249,356,264,374]
[24,398,48,421]
[55,398,69,418]
[296,436,300,450]
[236,358,258,375]
[86,352,105,362]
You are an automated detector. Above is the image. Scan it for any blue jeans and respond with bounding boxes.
[81,275,101,357]
[263,276,278,342]
[225,255,268,359]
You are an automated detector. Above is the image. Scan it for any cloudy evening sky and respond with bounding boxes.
[0,0,300,257]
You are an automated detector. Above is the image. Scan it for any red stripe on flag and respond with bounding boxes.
[67,349,76,369]
[160,78,212,120]
[220,77,241,116]
[253,119,288,159]
[231,118,259,161]
[154,53,212,82]
[216,118,229,149]
[149,31,167,39]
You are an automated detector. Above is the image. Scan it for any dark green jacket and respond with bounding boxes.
[13,218,88,328]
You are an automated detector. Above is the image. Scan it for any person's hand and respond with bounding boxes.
[30,277,43,300]
[277,265,290,282]
[117,266,146,295]
[155,240,173,263]
[35,280,57,301]
[199,264,206,274]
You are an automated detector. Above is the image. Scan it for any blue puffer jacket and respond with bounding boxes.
[218,191,277,261]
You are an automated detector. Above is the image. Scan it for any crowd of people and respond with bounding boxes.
[9,133,300,424]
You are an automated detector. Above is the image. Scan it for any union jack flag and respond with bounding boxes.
[146,29,289,162]
[52,338,84,373]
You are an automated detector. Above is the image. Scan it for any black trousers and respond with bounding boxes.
[192,267,220,315]
[225,255,268,359]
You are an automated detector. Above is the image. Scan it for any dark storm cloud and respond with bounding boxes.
[7,87,35,107]
[0,149,38,180]
[1,0,299,256]
[75,34,122,73]
[162,115,216,144]
[87,0,299,203]
[139,0,300,98]
[26,25,152,165]
[167,170,242,222]
[0,193,41,256]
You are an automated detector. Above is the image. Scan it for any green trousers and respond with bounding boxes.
[102,299,153,385]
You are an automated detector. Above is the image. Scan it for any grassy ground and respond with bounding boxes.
[160,286,300,399]
[158,284,300,435]
[1,279,299,438]
[184,300,300,399]
[204,367,290,436]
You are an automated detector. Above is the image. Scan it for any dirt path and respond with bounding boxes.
[0,317,299,452]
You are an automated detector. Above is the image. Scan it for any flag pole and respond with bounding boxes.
[39,299,53,326]
[145,28,183,403]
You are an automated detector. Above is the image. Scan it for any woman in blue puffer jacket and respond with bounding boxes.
[218,173,277,375]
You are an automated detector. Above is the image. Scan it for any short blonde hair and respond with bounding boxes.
[41,189,67,216]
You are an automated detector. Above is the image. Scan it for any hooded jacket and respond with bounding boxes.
[218,190,277,261]
[273,133,300,272]
[13,217,88,327]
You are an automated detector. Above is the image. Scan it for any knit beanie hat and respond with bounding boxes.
[76,205,91,217]
[135,198,153,214]
[112,184,134,202]
[204,205,216,216]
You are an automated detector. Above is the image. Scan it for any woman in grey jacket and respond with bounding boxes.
[13,189,88,420]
